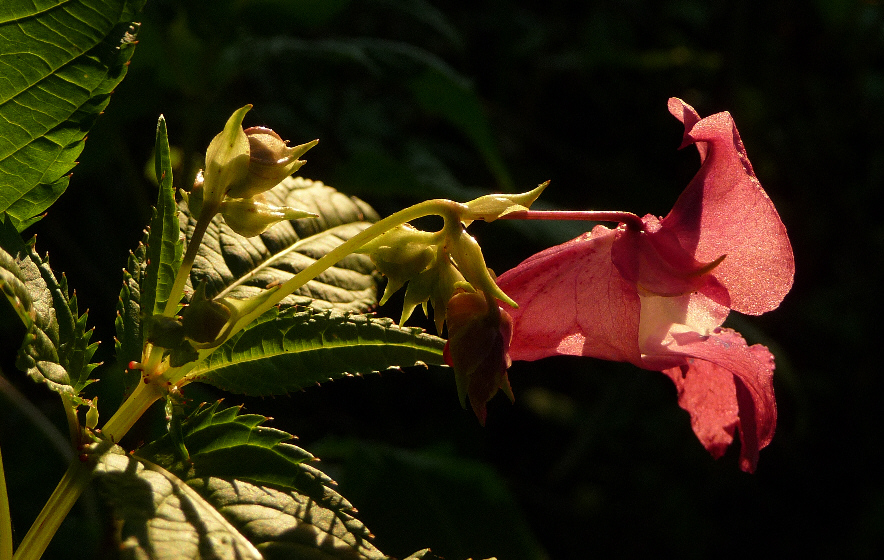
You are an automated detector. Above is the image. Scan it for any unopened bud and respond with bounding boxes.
[181,283,232,344]
[220,194,317,237]
[227,128,318,199]
[444,290,514,425]
[202,105,252,208]
[358,225,439,305]
[86,397,99,430]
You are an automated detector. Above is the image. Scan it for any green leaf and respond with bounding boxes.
[113,229,147,390]
[0,218,98,397]
[94,449,264,560]
[0,241,35,330]
[0,0,145,231]
[141,115,184,318]
[185,307,446,396]
[182,176,381,312]
[97,403,389,559]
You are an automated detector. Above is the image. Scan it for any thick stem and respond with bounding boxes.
[0,446,11,560]
[60,394,79,449]
[10,454,98,560]
[101,379,166,444]
[500,209,644,231]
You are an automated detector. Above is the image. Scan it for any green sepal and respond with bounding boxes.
[462,181,549,224]
[202,105,252,208]
[219,195,318,238]
[401,251,470,333]
[448,231,516,308]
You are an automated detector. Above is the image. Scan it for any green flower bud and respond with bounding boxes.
[358,225,439,305]
[202,105,252,209]
[402,253,470,333]
[146,314,186,348]
[85,397,99,430]
[226,128,318,199]
[181,283,232,344]
[220,194,318,237]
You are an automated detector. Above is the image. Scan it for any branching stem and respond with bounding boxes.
[215,198,466,348]
[101,373,167,444]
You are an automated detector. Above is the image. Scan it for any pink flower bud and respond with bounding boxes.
[443,291,514,425]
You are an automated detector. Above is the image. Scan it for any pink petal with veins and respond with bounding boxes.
[656,328,776,473]
[497,225,642,364]
[664,98,794,315]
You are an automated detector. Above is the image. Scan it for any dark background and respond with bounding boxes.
[1,0,882,558]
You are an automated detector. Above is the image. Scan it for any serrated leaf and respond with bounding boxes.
[137,402,315,487]
[0,243,35,329]
[0,0,145,231]
[112,403,389,560]
[184,307,446,396]
[94,449,264,560]
[181,176,381,312]
[114,228,147,389]
[141,116,184,318]
[0,218,98,396]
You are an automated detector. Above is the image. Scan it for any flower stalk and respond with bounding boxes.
[162,207,217,318]
[500,209,645,231]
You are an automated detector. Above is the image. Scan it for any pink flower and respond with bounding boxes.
[496,98,794,472]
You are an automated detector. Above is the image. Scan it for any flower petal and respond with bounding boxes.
[497,225,642,364]
[655,327,776,473]
[664,98,794,315]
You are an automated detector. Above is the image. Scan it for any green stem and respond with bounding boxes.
[101,378,166,444]
[163,208,216,317]
[60,394,79,449]
[0,446,12,560]
[227,199,464,339]
[11,453,100,560]
[171,198,466,386]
